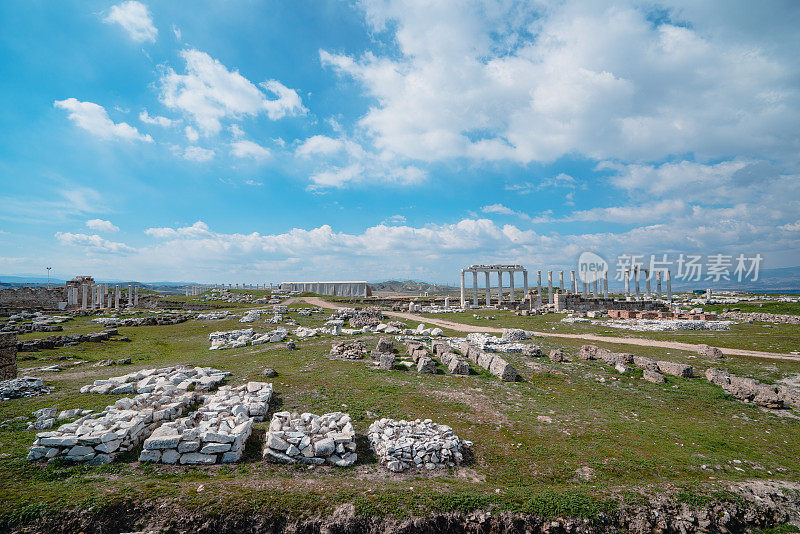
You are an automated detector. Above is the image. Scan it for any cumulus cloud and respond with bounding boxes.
[85,219,119,232]
[55,232,133,254]
[321,0,800,164]
[159,49,306,135]
[104,1,158,43]
[54,98,152,142]
[230,140,270,160]
[139,110,173,127]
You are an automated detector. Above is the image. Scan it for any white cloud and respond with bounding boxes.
[55,232,133,254]
[85,219,119,233]
[54,98,152,142]
[296,135,345,157]
[779,220,800,232]
[244,179,263,187]
[104,1,158,43]
[159,49,306,135]
[183,146,215,162]
[230,140,270,160]
[185,126,199,142]
[139,110,173,127]
[321,1,800,164]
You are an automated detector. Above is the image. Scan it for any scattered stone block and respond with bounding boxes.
[643,370,667,383]
[548,349,565,363]
[656,361,694,378]
[697,344,725,359]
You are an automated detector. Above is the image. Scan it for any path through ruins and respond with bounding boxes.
[298,297,800,361]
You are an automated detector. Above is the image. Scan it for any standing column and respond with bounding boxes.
[582,281,588,298]
[536,271,542,300]
[509,271,515,303]
[645,270,651,298]
[472,270,479,306]
[559,271,564,292]
[523,270,528,300]
[634,267,641,298]
[81,284,88,310]
[604,271,609,298]
[624,270,630,297]
[460,270,466,308]
[593,280,598,296]
[547,271,554,304]
[89,285,95,310]
[127,285,133,307]
[666,270,673,303]
[570,271,576,294]
[656,272,662,299]
[134,286,139,306]
[115,286,120,309]
[484,271,491,306]
[497,271,503,303]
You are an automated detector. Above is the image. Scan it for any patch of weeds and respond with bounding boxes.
[514,490,618,520]
[620,490,649,507]
[676,486,711,507]
[434,491,496,513]
[752,525,800,534]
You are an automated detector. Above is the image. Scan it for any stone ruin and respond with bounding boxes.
[406,341,436,373]
[0,332,18,379]
[197,311,231,320]
[329,340,368,360]
[367,418,472,472]
[140,382,271,464]
[576,345,692,382]
[372,337,395,370]
[28,390,197,463]
[705,369,799,410]
[208,328,287,349]
[80,366,229,395]
[0,376,51,402]
[432,341,469,375]
[263,411,357,467]
[459,339,518,381]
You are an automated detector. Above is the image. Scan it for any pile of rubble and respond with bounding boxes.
[89,314,192,327]
[28,390,197,464]
[705,369,799,409]
[140,382,271,464]
[240,310,262,323]
[432,341,469,375]
[196,311,231,320]
[720,311,800,325]
[28,407,94,431]
[406,341,436,373]
[329,340,368,360]
[465,332,532,354]
[17,329,122,352]
[459,341,518,381]
[367,418,471,472]
[0,376,52,401]
[372,338,396,370]
[263,411,357,466]
[208,328,287,349]
[80,366,229,395]
[347,307,383,329]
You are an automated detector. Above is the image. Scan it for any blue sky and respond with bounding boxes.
[1,0,799,284]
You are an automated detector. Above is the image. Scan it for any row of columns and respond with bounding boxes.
[460,268,529,308]
[67,284,138,310]
[622,267,672,301]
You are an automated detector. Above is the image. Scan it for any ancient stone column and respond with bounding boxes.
[509,271,515,302]
[497,271,503,304]
[444,296,449,307]
[569,271,575,294]
[523,270,528,298]
[460,270,466,308]
[535,291,542,309]
[115,286,120,309]
[81,284,88,310]
[593,280,598,296]
[484,271,491,306]
[134,286,139,306]
[547,271,554,304]
[604,271,609,298]
[666,270,673,302]
[472,271,479,306]
[128,285,133,307]
[624,270,630,297]
[559,271,564,292]
[645,270,651,298]
[656,272,662,298]
[185,287,189,297]
[634,267,640,298]
[536,271,542,300]
[89,285,96,310]
[582,282,588,298]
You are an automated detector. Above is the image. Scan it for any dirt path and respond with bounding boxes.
[300,297,800,361]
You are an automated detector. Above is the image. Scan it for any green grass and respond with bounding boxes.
[2,299,800,525]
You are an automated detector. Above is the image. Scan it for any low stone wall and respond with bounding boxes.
[80,366,229,395]
[263,411,357,466]
[0,287,66,310]
[0,332,18,379]
[459,342,518,381]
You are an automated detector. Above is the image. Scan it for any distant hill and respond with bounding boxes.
[369,280,456,295]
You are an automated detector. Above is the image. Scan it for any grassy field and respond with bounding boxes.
[2,297,800,525]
